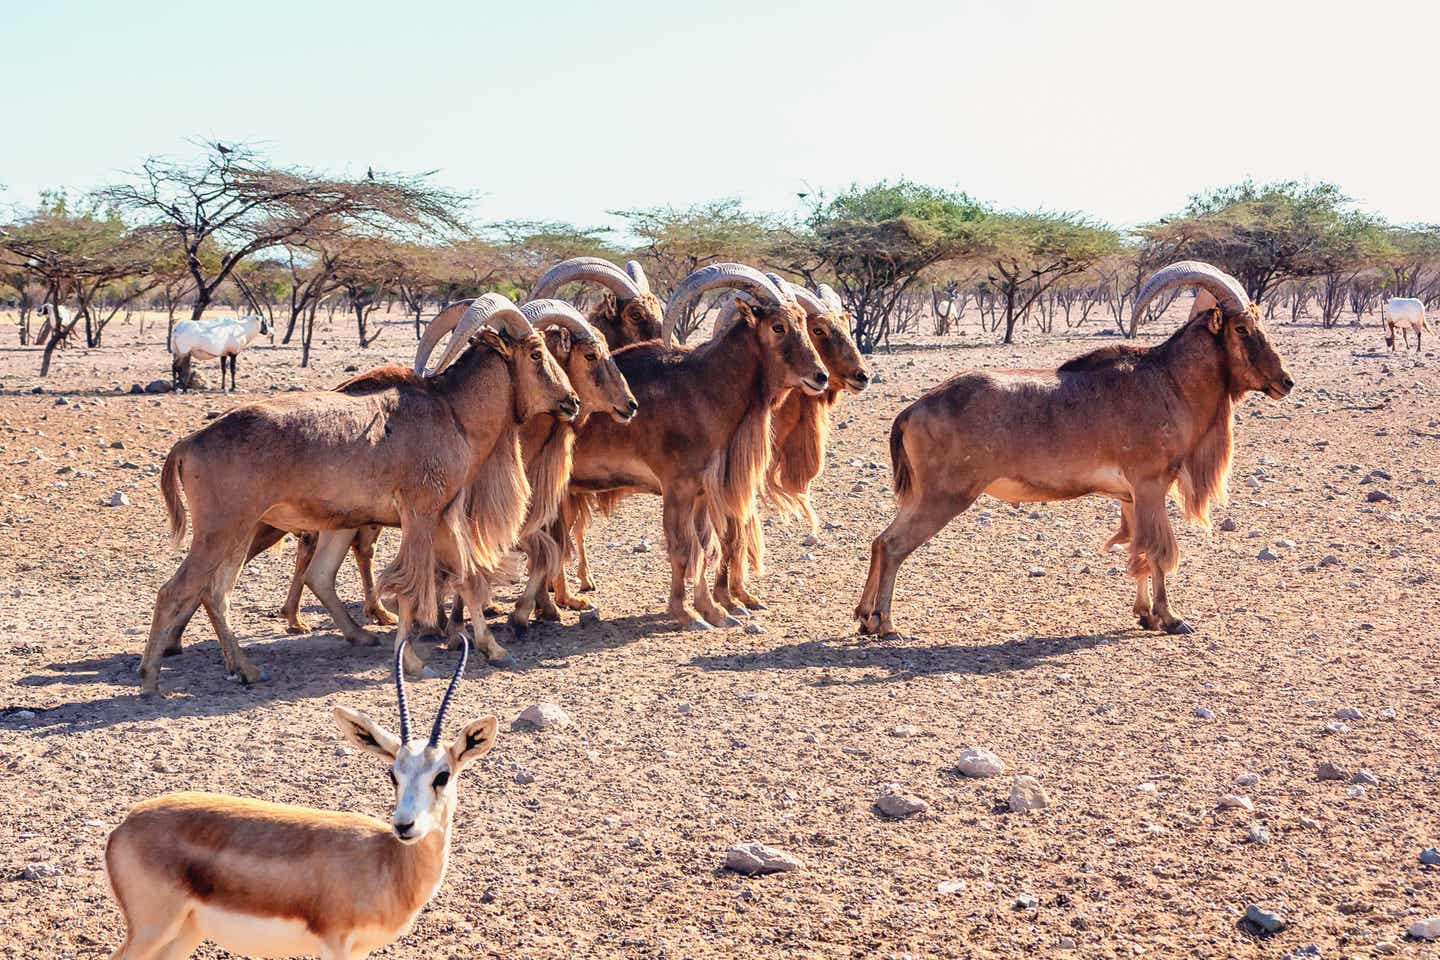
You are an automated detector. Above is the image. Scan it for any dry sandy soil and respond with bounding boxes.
[0,308,1437,960]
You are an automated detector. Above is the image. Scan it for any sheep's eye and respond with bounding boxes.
[531,350,543,361]
[586,353,598,363]
[812,326,827,338]
[771,323,784,334]
[432,771,450,790]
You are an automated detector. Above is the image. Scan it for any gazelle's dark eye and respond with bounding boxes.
[771,323,784,334]
[432,771,450,790]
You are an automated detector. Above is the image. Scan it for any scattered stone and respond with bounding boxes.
[1408,917,1440,940]
[1276,538,1297,549]
[110,440,125,449]
[511,702,571,731]
[956,747,1005,778]
[1219,517,1238,532]
[1334,706,1364,720]
[143,379,173,394]
[1322,721,1349,735]
[1014,892,1038,909]
[1419,847,1440,866]
[17,863,61,881]
[676,704,692,715]
[1244,904,1286,934]
[1317,762,1349,781]
[1375,942,1399,955]
[1364,489,1394,503]
[513,769,536,785]
[1352,769,1379,787]
[8,709,37,723]
[800,534,819,547]
[1236,773,1259,787]
[1319,555,1340,567]
[1136,782,1157,794]
[1193,706,1215,720]
[1009,776,1050,812]
[1345,785,1366,799]
[1247,822,1271,844]
[1217,794,1254,812]
[632,540,652,554]
[333,745,352,757]
[1378,706,1398,720]
[726,843,802,876]
[742,622,767,635]
[889,724,917,738]
[936,879,966,895]
[1058,937,1077,950]
[876,784,929,818]
[1027,566,1046,577]
[1299,816,1321,830]
[1257,546,1281,562]
[108,491,130,507]
[54,396,69,406]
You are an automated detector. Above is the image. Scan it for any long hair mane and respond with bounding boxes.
[462,425,531,573]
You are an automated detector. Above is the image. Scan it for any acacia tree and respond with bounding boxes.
[981,211,1119,343]
[612,199,778,341]
[329,237,404,347]
[778,180,988,353]
[98,141,464,328]
[1145,180,1356,302]
[0,193,161,373]
[489,220,616,298]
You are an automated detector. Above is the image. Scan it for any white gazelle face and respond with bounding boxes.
[387,742,455,843]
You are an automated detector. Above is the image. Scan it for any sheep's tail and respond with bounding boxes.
[160,443,188,550]
[889,408,914,504]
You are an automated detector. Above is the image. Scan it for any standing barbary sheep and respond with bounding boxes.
[1382,297,1429,352]
[171,313,271,391]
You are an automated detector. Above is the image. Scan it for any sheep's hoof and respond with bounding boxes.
[509,621,529,644]
[482,605,502,618]
[726,605,751,619]
[719,614,744,628]
[684,618,714,631]
[489,653,517,669]
[879,631,904,643]
[229,668,271,686]
[161,645,183,658]
[745,600,768,612]
[284,621,310,635]
[1166,619,1195,635]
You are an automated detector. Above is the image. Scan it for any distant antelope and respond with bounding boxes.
[1382,296,1429,352]
[105,639,496,959]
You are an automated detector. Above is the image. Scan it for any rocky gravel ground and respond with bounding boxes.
[0,310,1437,958]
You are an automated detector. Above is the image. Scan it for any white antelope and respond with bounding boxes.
[1382,296,1429,352]
[170,312,271,391]
[105,640,495,959]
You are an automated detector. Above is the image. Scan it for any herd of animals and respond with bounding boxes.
[93,256,1322,958]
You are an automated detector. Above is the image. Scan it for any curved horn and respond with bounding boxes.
[764,273,827,318]
[816,283,844,312]
[427,633,469,747]
[530,257,641,301]
[427,293,534,376]
[662,263,787,347]
[521,298,600,344]
[414,299,472,374]
[1131,261,1250,323]
[625,259,651,294]
[393,637,414,744]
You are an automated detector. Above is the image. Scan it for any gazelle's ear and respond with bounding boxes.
[334,706,400,761]
[449,715,499,773]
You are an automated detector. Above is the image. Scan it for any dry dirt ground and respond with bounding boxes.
[0,308,1437,960]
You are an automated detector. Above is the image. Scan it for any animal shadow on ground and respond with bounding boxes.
[16,628,400,734]
[687,629,1132,686]
[499,610,696,670]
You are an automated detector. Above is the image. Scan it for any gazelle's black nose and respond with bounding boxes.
[394,820,415,837]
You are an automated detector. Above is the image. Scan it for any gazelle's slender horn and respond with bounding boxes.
[428,634,469,747]
[530,257,642,301]
[520,298,600,344]
[625,260,651,294]
[661,263,788,347]
[1131,261,1251,323]
[427,293,534,376]
[393,638,414,744]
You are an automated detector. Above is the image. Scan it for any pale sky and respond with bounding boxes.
[5,0,1437,233]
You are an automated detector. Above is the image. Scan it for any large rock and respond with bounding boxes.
[875,784,929,819]
[511,702,571,731]
[1245,904,1286,934]
[1408,917,1440,940]
[957,747,1005,778]
[726,843,803,876]
[1009,776,1050,812]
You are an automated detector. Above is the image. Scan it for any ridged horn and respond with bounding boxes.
[521,298,600,344]
[414,299,472,374]
[662,263,787,347]
[766,273,827,317]
[1132,261,1250,324]
[426,293,534,376]
[393,637,414,744]
[816,283,844,313]
[625,260,651,294]
[530,257,641,301]
[427,633,468,747]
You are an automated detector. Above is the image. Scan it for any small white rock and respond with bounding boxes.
[108,490,130,507]
[1193,706,1215,720]
[876,785,929,818]
[936,879,966,895]
[1236,773,1259,787]
[726,843,803,875]
[1009,776,1050,812]
[956,747,1005,778]
[1217,794,1254,812]
[1334,706,1364,720]
[1408,917,1440,940]
[512,702,571,731]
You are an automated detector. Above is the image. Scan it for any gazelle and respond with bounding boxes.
[104,639,495,959]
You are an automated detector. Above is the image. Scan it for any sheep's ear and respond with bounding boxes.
[543,326,571,356]
[478,329,510,358]
[1205,308,1224,335]
[449,715,498,773]
[734,299,758,328]
[1188,289,1219,323]
[334,706,400,761]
